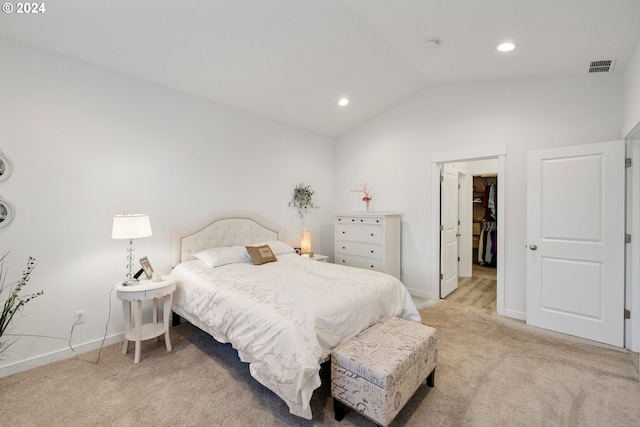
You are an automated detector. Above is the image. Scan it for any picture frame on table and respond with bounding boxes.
[139,256,154,279]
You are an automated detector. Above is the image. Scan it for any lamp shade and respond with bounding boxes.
[111,214,152,239]
[301,229,311,254]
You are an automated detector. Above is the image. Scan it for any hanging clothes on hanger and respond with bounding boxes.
[488,183,496,218]
[479,220,497,266]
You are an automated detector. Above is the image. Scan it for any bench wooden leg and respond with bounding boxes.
[334,398,347,421]
[426,368,436,387]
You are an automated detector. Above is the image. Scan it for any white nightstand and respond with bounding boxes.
[302,253,329,262]
[115,276,176,364]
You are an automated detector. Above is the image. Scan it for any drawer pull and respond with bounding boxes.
[371,233,374,237]
[342,246,346,249]
[351,219,355,222]
[360,219,363,222]
[342,260,346,263]
[370,250,374,254]
[370,265,374,268]
[342,231,346,234]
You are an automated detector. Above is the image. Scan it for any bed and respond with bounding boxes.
[169,211,421,420]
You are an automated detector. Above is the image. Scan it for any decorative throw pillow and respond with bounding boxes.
[246,245,278,265]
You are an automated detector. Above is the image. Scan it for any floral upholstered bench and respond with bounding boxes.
[330,316,438,426]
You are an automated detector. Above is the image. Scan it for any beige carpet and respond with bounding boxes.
[1,300,639,426]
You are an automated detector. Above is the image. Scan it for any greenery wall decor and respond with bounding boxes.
[289,183,319,219]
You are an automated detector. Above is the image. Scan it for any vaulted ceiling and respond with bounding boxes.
[1,0,639,137]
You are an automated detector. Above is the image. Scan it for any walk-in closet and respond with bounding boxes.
[445,171,498,312]
[473,175,497,268]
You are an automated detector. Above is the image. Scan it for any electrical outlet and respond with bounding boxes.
[74,310,85,324]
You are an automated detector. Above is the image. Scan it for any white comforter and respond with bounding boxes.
[171,253,420,419]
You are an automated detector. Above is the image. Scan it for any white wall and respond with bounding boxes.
[624,42,640,137]
[334,74,624,318]
[0,37,334,375]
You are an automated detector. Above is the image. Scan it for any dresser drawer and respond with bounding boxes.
[336,216,384,226]
[335,255,383,272]
[336,242,383,259]
[336,225,383,244]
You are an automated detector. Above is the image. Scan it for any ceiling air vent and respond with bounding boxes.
[588,59,616,73]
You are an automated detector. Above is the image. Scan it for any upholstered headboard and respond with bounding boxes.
[170,211,284,267]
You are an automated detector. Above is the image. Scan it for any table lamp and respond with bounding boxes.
[112,213,152,286]
[301,229,311,254]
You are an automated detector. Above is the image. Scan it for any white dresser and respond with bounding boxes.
[335,213,401,279]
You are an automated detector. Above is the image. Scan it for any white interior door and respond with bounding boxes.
[526,140,625,346]
[440,163,459,298]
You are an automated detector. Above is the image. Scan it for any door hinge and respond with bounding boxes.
[458,256,460,262]
[440,224,444,231]
[624,309,631,319]
[626,158,632,168]
[626,234,631,244]
[458,183,461,189]
[440,273,443,280]
[440,175,444,182]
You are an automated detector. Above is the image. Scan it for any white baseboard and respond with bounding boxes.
[504,308,526,321]
[408,288,431,299]
[0,332,124,378]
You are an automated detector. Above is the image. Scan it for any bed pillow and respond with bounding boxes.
[193,246,250,268]
[249,240,296,256]
[246,245,278,265]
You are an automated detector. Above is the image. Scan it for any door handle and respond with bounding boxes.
[529,245,538,251]
[456,233,461,237]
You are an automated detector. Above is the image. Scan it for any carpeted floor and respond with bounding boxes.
[1,300,639,426]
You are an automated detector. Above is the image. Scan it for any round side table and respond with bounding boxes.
[115,276,176,364]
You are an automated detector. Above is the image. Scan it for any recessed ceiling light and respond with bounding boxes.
[338,98,349,107]
[497,41,518,52]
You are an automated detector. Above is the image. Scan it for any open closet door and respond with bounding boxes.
[526,140,625,346]
[440,163,459,298]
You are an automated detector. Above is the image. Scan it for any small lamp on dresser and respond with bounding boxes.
[112,212,152,286]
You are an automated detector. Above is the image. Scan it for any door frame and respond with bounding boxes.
[457,172,473,278]
[625,122,640,353]
[431,146,507,316]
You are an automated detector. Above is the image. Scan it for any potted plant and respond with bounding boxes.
[0,253,43,355]
[352,183,375,212]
